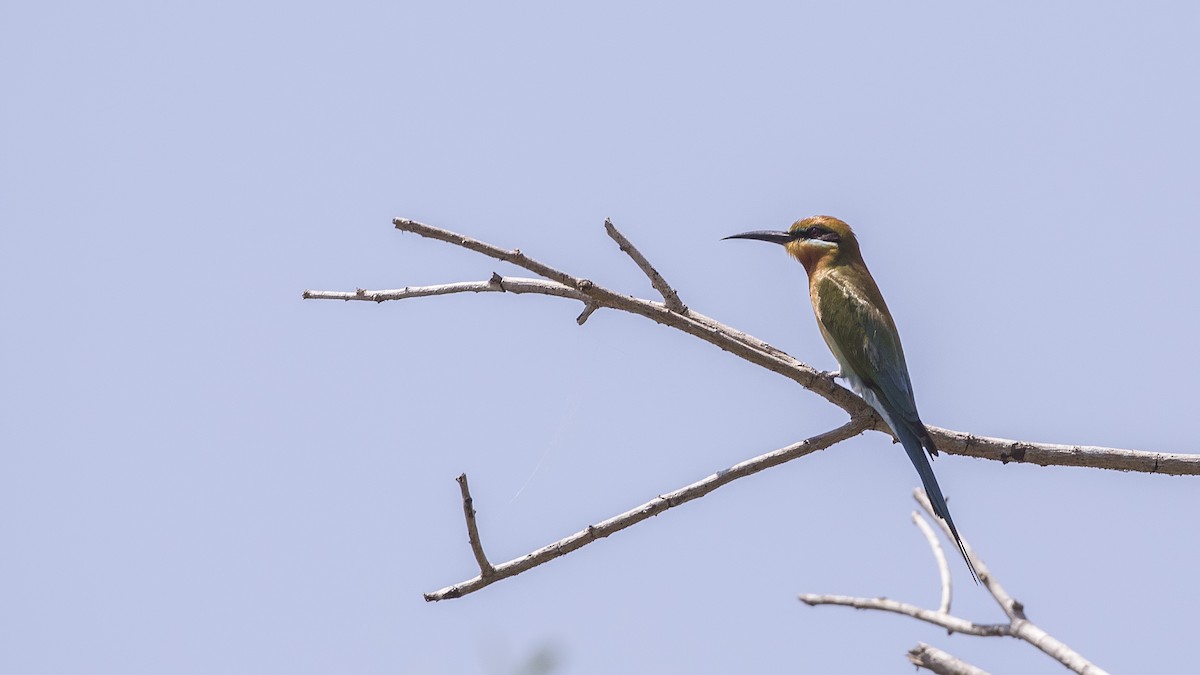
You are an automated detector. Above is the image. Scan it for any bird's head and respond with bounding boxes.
[725,215,860,273]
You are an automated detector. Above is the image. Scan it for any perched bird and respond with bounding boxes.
[726,215,977,582]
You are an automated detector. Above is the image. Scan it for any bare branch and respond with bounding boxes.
[907,643,991,675]
[799,490,1110,675]
[424,417,871,601]
[455,474,494,577]
[604,218,687,313]
[303,276,586,304]
[912,511,952,614]
[305,218,1198,475]
[930,426,1198,475]
[797,593,1010,636]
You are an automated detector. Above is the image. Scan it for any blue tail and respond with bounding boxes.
[893,418,979,583]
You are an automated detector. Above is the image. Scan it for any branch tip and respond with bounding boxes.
[603,219,688,314]
[907,643,989,675]
[455,473,494,577]
[576,303,599,325]
[911,510,952,614]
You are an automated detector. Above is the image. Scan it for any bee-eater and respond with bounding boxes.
[726,215,977,581]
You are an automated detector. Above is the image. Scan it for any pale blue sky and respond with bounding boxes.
[4,2,1199,673]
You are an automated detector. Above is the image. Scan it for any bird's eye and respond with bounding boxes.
[805,226,840,243]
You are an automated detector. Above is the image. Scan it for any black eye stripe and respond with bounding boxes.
[794,226,841,243]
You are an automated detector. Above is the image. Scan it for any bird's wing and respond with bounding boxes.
[815,271,920,425]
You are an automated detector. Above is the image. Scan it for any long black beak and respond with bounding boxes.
[723,230,793,245]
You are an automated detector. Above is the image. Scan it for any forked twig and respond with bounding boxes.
[798,490,1110,675]
[425,418,871,600]
[384,218,868,414]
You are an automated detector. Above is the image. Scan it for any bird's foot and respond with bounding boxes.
[820,368,842,382]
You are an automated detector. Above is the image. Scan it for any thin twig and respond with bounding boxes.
[912,490,1013,618]
[907,643,990,675]
[456,473,494,577]
[604,218,687,314]
[424,417,872,601]
[912,511,952,614]
[797,593,1010,635]
[303,277,586,304]
[394,218,581,288]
